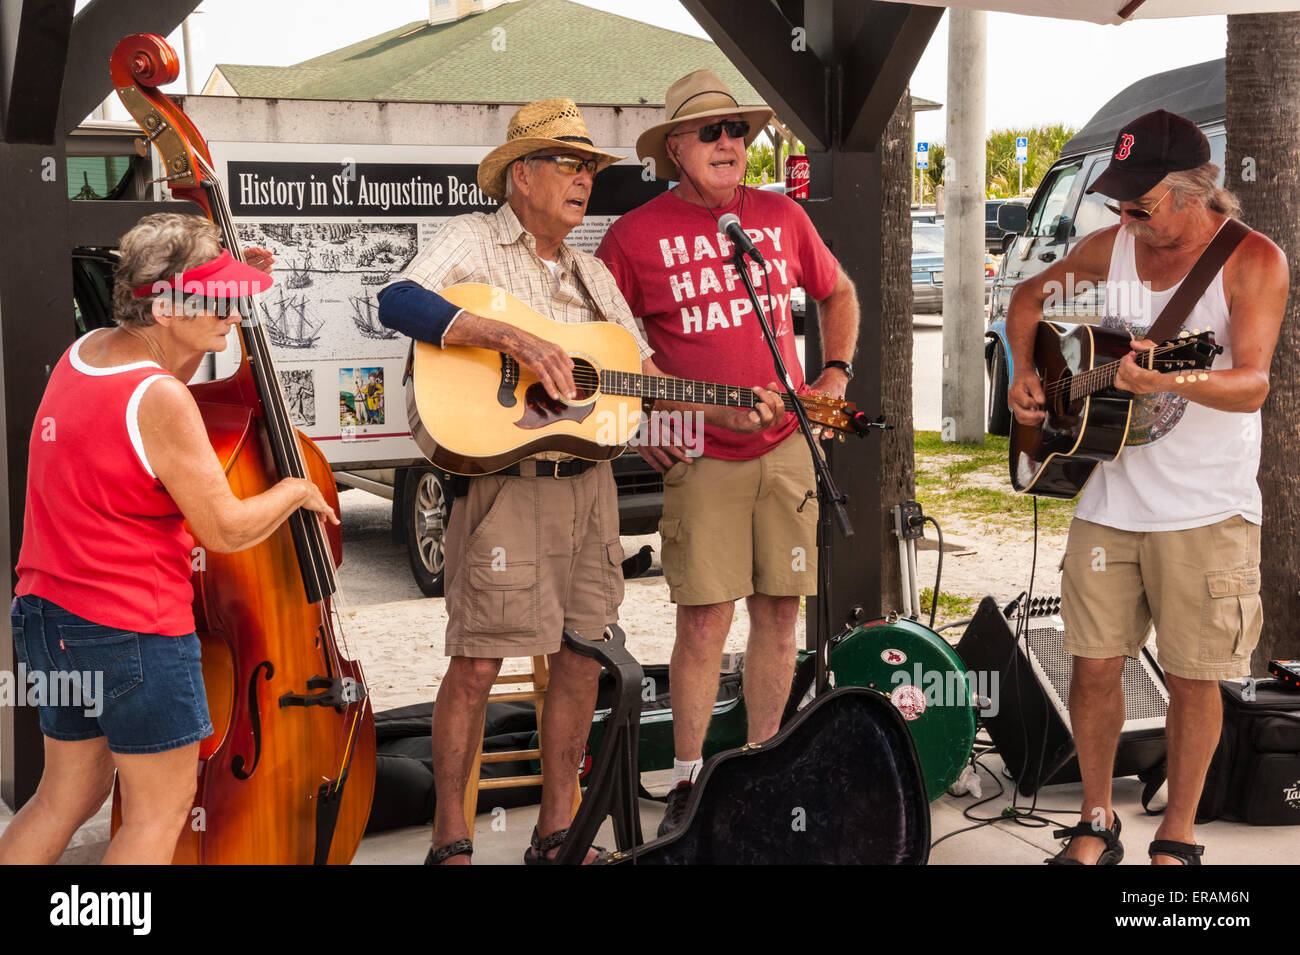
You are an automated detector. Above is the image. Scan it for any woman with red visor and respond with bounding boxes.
[0,213,338,865]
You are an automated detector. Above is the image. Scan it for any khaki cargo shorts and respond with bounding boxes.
[658,431,818,606]
[443,462,624,658]
[1060,514,1262,681]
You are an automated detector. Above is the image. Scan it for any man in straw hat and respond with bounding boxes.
[378,98,713,864]
[596,69,860,835]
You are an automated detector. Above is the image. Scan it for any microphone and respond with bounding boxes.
[717,213,765,267]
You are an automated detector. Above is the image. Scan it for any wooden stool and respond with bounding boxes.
[462,655,582,837]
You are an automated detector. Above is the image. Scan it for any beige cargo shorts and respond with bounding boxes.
[657,431,818,606]
[1060,514,1262,680]
[443,462,624,658]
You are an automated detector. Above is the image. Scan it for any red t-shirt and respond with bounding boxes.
[597,187,839,460]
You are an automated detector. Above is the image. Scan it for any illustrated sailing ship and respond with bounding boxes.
[266,287,323,349]
[350,290,397,340]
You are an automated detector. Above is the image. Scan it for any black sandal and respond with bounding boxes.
[424,838,473,865]
[522,826,609,865]
[1045,812,1123,865]
[1148,839,1203,865]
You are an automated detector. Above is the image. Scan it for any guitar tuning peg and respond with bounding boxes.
[1198,372,1209,382]
[1178,330,1189,338]
[1174,375,1186,384]
[1192,328,1200,335]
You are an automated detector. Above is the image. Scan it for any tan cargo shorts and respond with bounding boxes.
[658,431,818,606]
[1060,514,1262,680]
[443,462,624,658]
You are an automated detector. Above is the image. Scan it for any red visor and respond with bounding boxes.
[131,249,274,299]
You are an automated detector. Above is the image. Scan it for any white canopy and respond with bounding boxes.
[878,0,1300,25]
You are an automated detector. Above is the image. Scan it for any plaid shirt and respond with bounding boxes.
[400,203,652,358]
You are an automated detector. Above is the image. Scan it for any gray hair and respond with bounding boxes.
[113,213,224,328]
[1164,163,1242,218]
[504,152,544,200]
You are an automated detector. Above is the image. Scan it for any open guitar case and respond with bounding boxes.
[607,686,931,865]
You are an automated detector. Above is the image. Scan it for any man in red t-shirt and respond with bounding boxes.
[596,69,860,836]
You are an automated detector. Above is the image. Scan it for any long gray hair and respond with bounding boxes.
[112,213,223,328]
[1164,163,1242,218]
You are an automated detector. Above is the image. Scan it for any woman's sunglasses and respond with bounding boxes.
[1105,188,1171,221]
[671,120,751,143]
[165,293,239,317]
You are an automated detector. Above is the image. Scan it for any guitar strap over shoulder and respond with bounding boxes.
[1144,217,1251,346]
[567,255,609,323]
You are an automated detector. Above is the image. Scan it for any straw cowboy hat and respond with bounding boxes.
[477,98,624,201]
[637,69,774,181]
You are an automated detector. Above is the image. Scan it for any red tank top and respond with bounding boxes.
[16,332,196,635]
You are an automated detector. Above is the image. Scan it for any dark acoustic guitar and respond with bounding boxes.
[1010,322,1223,499]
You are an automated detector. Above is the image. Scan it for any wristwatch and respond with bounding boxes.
[823,360,854,381]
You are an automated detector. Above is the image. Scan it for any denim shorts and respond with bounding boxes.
[10,594,212,754]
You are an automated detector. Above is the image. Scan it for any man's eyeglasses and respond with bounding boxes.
[1105,188,1172,221]
[670,120,751,144]
[529,154,599,176]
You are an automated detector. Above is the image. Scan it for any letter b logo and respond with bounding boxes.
[1116,134,1135,161]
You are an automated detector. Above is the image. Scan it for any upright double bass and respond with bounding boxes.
[109,34,376,864]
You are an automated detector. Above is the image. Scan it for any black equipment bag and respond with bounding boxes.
[1197,679,1300,826]
[611,687,931,864]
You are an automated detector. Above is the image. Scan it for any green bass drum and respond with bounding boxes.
[828,617,976,802]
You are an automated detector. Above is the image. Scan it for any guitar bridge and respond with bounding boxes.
[497,354,519,408]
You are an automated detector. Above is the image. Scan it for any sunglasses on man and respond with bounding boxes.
[670,120,751,144]
[529,154,599,176]
[1104,188,1171,221]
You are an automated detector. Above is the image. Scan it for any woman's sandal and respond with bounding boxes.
[522,826,610,865]
[424,838,473,865]
[1148,839,1204,865]
[1045,812,1124,865]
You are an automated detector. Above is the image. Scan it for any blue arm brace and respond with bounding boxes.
[376,280,462,345]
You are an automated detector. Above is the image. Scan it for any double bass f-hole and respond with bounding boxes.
[231,661,274,780]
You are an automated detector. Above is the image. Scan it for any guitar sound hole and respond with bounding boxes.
[1052,369,1072,416]
[571,358,599,402]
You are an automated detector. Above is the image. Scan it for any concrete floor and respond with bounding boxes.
[8,752,1291,866]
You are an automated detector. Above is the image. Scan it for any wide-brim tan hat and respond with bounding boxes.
[637,69,773,181]
[478,98,624,201]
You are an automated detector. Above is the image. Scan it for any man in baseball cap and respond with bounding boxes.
[1006,108,1288,866]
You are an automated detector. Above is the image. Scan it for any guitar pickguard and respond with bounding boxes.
[515,383,596,430]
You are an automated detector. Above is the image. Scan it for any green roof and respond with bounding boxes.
[212,0,765,107]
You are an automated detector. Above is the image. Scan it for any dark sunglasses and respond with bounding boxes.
[1104,188,1171,221]
[672,120,751,143]
[169,293,238,317]
[529,154,599,176]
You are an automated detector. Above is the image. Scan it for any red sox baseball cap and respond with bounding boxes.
[1086,109,1211,201]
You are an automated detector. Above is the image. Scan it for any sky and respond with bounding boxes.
[81,0,1229,147]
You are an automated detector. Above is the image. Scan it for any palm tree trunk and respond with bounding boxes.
[879,90,916,614]
[1227,13,1300,670]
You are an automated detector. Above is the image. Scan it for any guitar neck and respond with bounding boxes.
[599,370,798,412]
[1071,342,1184,400]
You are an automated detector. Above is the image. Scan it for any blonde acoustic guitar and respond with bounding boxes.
[407,284,865,476]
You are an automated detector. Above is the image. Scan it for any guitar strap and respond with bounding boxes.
[567,254,610,323]
[1143,217,1252,347]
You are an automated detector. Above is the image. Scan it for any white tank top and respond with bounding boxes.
[1073,222,1261,531]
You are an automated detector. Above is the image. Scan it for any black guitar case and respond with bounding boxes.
[609,687,930,864]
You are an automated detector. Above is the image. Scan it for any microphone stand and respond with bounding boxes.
[731,246,859,696]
